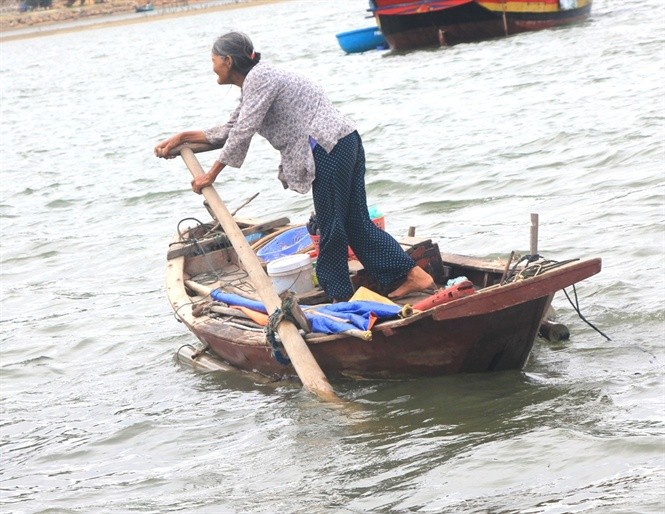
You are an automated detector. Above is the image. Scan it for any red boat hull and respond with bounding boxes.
[372,0,593,50]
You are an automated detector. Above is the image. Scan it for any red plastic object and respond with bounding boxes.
[412,280,475,311]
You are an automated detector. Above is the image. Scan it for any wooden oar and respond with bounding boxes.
[178,147,339,402]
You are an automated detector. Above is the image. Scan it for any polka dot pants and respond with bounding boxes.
[311,131,415,300]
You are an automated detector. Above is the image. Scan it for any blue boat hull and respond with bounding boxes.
[336,26,386,54]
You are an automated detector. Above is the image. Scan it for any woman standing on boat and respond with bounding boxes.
[154,31,433,301]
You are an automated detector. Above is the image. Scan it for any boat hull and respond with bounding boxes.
[336,26,387,54]
[167,236,601,380]
[373,0,593,50]
[182,295,552,379]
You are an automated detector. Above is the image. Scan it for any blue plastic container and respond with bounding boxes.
[335,26,386,54]
[256,226,313,263]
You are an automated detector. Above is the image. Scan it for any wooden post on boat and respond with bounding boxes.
[530,213,539,256]
[178,147,339,403]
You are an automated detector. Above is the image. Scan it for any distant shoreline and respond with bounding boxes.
[0,0,288,42]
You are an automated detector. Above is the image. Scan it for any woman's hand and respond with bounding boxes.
[154,134,182,159]
[191,161,225,194]
[155,131,209,159]
[191,173,216,194]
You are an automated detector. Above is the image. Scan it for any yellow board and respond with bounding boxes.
[478,0,591,14]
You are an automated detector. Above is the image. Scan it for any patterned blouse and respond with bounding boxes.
[203,62,356,194]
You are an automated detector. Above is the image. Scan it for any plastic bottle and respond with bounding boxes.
[368,205,382,219]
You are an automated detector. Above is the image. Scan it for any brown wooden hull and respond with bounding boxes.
[307,296,553,378]
[167,231,601,380]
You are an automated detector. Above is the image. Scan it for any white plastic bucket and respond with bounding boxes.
[267,254,314,295]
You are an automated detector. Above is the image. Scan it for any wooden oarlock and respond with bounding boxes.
[177,147,340,403]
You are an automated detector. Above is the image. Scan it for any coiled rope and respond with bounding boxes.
[172,217,247,292]
[265,295,302,366]
[504,254,578,283]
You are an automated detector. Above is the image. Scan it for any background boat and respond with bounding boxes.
[370,0,593,50]
[336,25,387,53]
[135,2,154,12]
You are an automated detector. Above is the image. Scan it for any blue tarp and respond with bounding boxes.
[304,301,402,337]
[209,289,402,336]
[210,289,267,313]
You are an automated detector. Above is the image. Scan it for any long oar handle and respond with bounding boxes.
[179,147,339,402]
[168,142,224,156]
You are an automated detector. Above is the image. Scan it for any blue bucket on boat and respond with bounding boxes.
[335,26,386,54]
[256,226,313,263]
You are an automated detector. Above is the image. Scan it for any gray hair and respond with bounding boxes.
[212,32,261,75]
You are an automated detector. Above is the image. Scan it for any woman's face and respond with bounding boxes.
[212,53,233,85]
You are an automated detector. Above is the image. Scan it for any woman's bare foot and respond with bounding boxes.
[388,266,435,298]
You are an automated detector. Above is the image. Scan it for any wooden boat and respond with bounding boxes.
[135,2,153,12]
[166,208,602,381]
[369,0,593,50]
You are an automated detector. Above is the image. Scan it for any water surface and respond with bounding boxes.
[1,0,664,512]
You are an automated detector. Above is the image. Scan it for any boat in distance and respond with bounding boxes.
[335,26,387,54]
[369,0,593,51]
